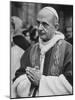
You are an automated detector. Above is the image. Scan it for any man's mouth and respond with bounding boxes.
[39,31,45,36]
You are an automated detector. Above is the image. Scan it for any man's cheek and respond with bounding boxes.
[40,34,47,39]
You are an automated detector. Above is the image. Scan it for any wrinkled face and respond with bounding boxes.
[36,9,56,42]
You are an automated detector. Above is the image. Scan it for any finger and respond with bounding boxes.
[26,68,35,75]
[26,69,41,80]
[35,66,39,70]
[26,67,35,73]
[26,69,34,75]
[26,70,31,75]
[26,70,35,80]
[26,67,31,71]
[27,74,34,82]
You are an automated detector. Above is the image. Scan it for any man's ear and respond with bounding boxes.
[55,23,59,30]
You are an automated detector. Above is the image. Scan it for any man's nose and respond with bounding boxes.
[38,24,43,30]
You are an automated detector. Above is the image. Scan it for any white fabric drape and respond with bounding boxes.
[39,74,72,96]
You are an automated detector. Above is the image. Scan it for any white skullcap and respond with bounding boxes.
[41,7,59,21]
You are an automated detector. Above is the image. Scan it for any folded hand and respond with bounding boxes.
[26,67,41,86]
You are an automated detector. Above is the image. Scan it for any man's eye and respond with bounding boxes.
[36,21,40,26]
[42,22,48,27]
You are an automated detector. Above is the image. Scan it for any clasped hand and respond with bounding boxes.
[26,66,41,86]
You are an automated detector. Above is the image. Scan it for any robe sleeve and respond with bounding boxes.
[11,74,31,98]
[63,42,73,86]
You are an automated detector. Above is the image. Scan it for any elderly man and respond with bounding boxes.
[11,7,72,98]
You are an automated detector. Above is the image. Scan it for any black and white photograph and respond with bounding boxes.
[10,1,73,99]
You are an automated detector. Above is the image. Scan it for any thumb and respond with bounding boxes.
[35,66,39,70]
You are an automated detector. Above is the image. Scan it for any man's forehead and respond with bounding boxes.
[37,7,58,23]
[37,9,54,24]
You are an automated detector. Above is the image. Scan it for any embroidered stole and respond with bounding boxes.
[30,40,66,76]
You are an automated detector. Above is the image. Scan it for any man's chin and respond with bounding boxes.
[39,36,48,42]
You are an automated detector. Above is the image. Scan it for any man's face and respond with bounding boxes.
[36,10,56,42]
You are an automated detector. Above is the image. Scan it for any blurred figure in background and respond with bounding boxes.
[22,25,33,44]
[65,17,73,45]
[10,16,23,47]
[11,16,31,50]
[30,26,39,44]
[22,25,39,45]
[10,16,25,84]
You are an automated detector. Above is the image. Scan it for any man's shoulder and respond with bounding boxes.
[58,39,72,55]
[22,43,39,57]
[58,39,72,48]
[26,43,39,52]
[52,39,72,55]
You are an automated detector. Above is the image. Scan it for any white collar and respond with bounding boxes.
[39,31,65,55]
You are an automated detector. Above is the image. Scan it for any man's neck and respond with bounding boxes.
[41,34,55,43]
